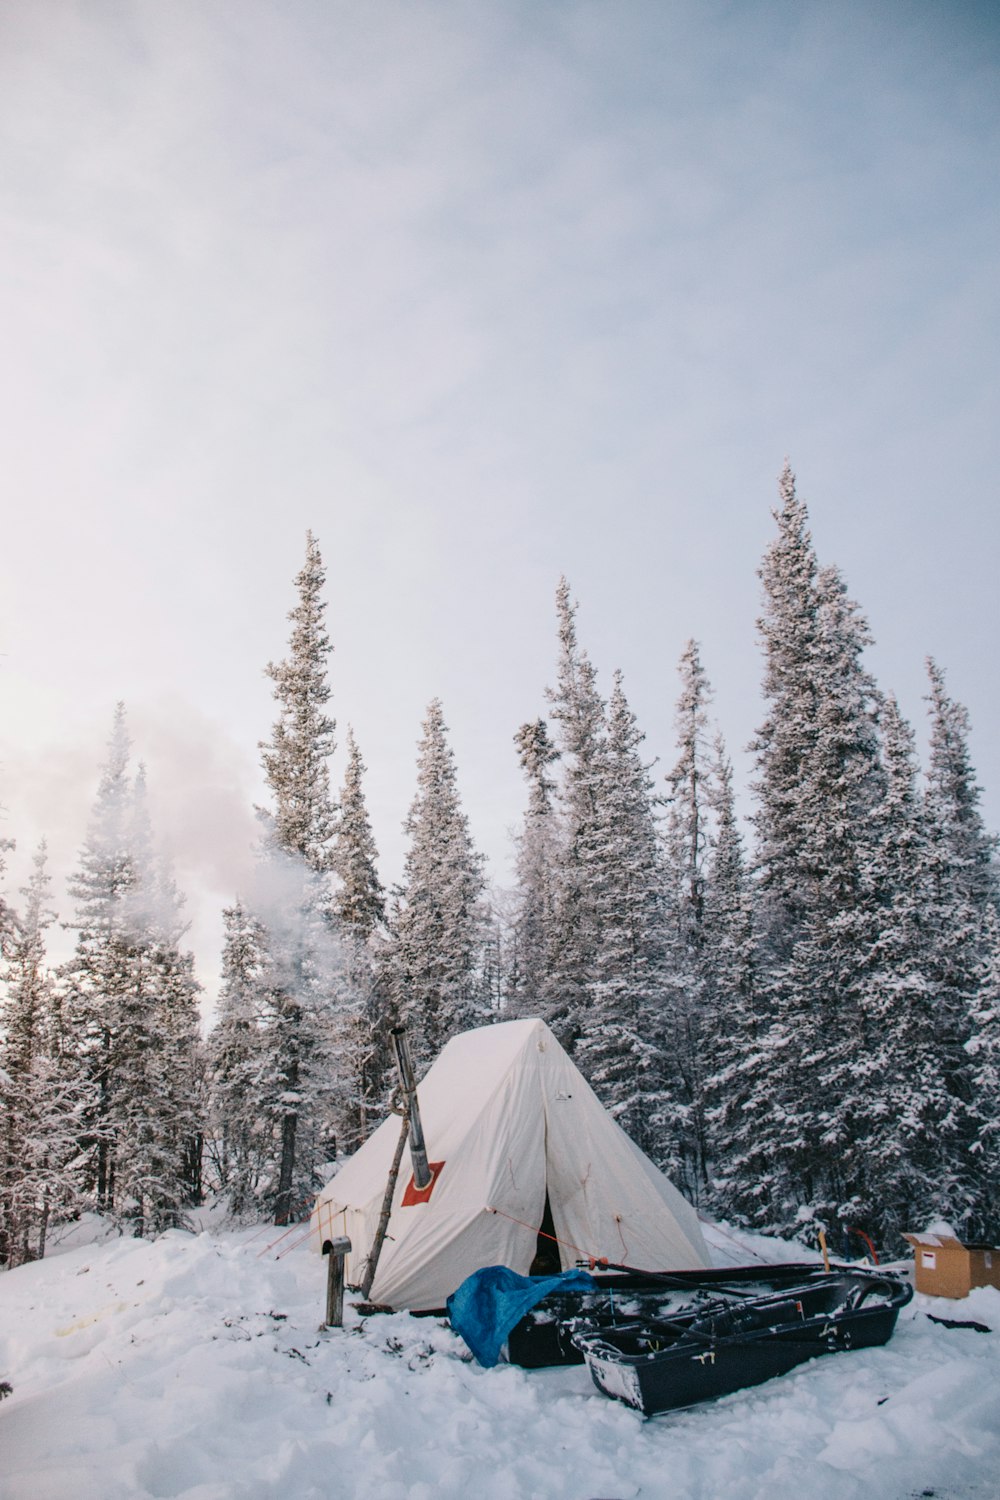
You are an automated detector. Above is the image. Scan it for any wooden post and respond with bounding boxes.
[322,1236,352,1328]
[360,1111,410,1301]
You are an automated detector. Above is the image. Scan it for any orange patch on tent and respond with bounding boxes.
[401,1162,445,1206]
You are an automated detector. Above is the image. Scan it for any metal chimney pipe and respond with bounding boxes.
[391,1027,432,1191]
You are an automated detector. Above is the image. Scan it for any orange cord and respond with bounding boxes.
[485,1205,606,1266]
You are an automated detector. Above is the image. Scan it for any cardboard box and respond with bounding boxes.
[903,1232,1000,1299]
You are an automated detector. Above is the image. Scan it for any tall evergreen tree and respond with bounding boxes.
[659,641,716,1198]
[62,708,203,1234]
[383,699,487,1069]
[918,660,1000,1234]
[826,693,963,1245]
[746,466,886,1235]
[577,670,666,1156]
[254,532,342,1223]
[700,737,759,1214]
[967,908,1000,1240]
[62,704,139,1217]
[332,729,385,937]
[542,579,608,1041]
[206,899,272,1215]
[507,718,561,1016]
[924,659,999,917]
[0,844,86,1264]
[330,728,387,1152]
[259,531,338,873]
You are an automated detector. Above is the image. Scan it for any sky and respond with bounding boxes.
[1,0,998,1010]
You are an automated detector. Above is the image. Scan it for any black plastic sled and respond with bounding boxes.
[570,1269,912,1416]
[506,1261,856,1369]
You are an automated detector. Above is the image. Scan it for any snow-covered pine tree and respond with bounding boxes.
[924,659,999,918]
[0,844,87,1265]
[259,532,338,875]
[920,660,1000,1235]
[383,699,488,1070]
[506,718,561,1017]
[747,466,886,1236]
[62,709,203,1234]
[62,704,140,1217]
[576,670,666,1157]
[330,728,387,1153]
[542,579,608,1044]
[206,899,272,1215]
[142,832,205,1211]
[824,693,964,1247]
[699,737,759,1217]
[105,771,203,1236]
[332,730,386,938]
[658,641,716,1199]
[967,908,1000,1240]
[255,532,342,1224]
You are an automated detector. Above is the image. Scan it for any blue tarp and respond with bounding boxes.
[446,1265,598,1367]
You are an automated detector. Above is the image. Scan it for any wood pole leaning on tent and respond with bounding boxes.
[322,1236,352,1328]
[818,1228,831,1272]
[360,1107,411,1301]
[391,1027,432,1191]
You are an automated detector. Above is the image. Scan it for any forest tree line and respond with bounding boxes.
[2,463,998,1267]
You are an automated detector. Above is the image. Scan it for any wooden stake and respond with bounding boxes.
[818,1227,830,1273]
[322,1236,352,1328]
[360,1110,410,1301]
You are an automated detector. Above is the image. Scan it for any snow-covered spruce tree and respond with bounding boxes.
[700,737,759,1216]
[0,844,87,1265]
[746,466,886,1236]
[332,730,386,939]
[383,699,488,1071]
[330,728,387,1152]
[62,708,203,1235]
[576,670,667,1158]
[137,814,206,1213]
[924,659,999,919]
[657,641,717,1200]
[796,562,889,1223]
[260,533,339,875]
[541,579,608,1044]
[206,899,272,1215]
[506,718,562,1017]
[967,908,1000,1240]
[253,532,342,1224]
[62,705,138,1217]
[921,660,1000,1234]
[823,693,966,1247]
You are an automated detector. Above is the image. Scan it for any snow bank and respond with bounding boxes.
[2,1222,999,1500]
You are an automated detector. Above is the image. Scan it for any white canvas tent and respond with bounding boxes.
[311,1017,710,1310]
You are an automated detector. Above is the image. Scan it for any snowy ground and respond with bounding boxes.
[1,1215,999,1500]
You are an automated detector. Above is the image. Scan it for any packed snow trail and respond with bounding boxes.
[1,1222,999,1500]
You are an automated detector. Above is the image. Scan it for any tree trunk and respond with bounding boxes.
[275,1109,298,1226]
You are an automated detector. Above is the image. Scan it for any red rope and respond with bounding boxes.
[485,1206,604,1266]
[274,1225,315,1260]
[257,1217,313,1259]
[241,1193,318,1249]
[846,1226,880,1266]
